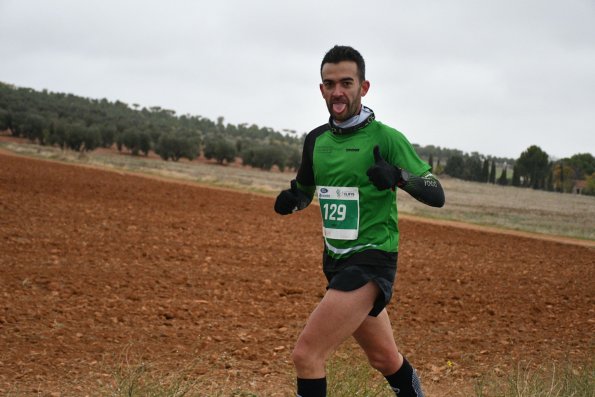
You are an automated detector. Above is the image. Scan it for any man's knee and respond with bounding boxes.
[291,345,308,369]
[291,343,324,372]
[366,349,402,375]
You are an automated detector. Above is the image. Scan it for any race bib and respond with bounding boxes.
[317,186,359,240]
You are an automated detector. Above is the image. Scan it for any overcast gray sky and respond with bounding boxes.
[1,0,594,159]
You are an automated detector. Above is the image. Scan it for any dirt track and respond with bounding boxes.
[0,152,593,396]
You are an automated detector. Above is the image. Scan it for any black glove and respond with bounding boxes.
[274,180,311,215]
[366,145,408,190]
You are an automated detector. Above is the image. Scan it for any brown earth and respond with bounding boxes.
[0,152,593,396]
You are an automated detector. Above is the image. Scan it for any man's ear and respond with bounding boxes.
[319,83,325,96]
[360,80,370,97]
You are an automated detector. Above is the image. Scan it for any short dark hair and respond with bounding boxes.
[320,45,366,83]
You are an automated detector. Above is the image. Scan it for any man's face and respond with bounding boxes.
[320,61,370,122]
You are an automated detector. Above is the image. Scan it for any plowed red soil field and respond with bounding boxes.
[1,151,593,396]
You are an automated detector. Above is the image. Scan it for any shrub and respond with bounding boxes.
[155,133,199,161]
[203,136,237,164]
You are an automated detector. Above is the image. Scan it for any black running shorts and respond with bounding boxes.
[324,263,397,317]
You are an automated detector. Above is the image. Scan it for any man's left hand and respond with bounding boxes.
[366,145,406,190]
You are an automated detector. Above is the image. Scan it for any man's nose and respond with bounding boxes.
[331,85,344,97]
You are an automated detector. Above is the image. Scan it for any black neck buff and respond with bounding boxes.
[329,106,375,135]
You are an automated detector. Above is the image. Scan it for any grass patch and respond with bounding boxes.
[100,349,395,397]
[107,361,198,397]
[311,355,594,397]
[101,360,263,397]
[326,354,394,396]
[474,362,594,397]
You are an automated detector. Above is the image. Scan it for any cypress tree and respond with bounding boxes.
[498,166,508,186]
[512,165,521,187]
[489,161,496,184]
[546,168,554,191]
[481,158,490,182]
[559,161,564,193]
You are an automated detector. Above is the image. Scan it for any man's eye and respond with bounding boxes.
[342,82,352,88]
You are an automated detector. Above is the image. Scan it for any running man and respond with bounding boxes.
[274,45,445,397]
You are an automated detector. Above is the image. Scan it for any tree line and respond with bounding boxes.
[1,81,593,195]
[436,145,595,195]
[0,82,301,171]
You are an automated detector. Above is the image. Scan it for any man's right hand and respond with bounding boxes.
[274,180,308,215]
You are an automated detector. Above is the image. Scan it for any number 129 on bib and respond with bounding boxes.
[317,186,359,240]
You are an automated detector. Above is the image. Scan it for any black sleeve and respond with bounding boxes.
[400,173,445,208]
[296,124,328,188]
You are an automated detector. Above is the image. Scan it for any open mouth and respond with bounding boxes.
[332,103,347,114]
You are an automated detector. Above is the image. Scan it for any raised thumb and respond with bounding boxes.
[373,145,383,163]
[290,179,299,194]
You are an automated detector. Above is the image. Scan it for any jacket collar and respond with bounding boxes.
[328,107,375,135]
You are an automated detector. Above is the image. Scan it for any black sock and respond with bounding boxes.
[384,357,424,397]
[297,377,326,397]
